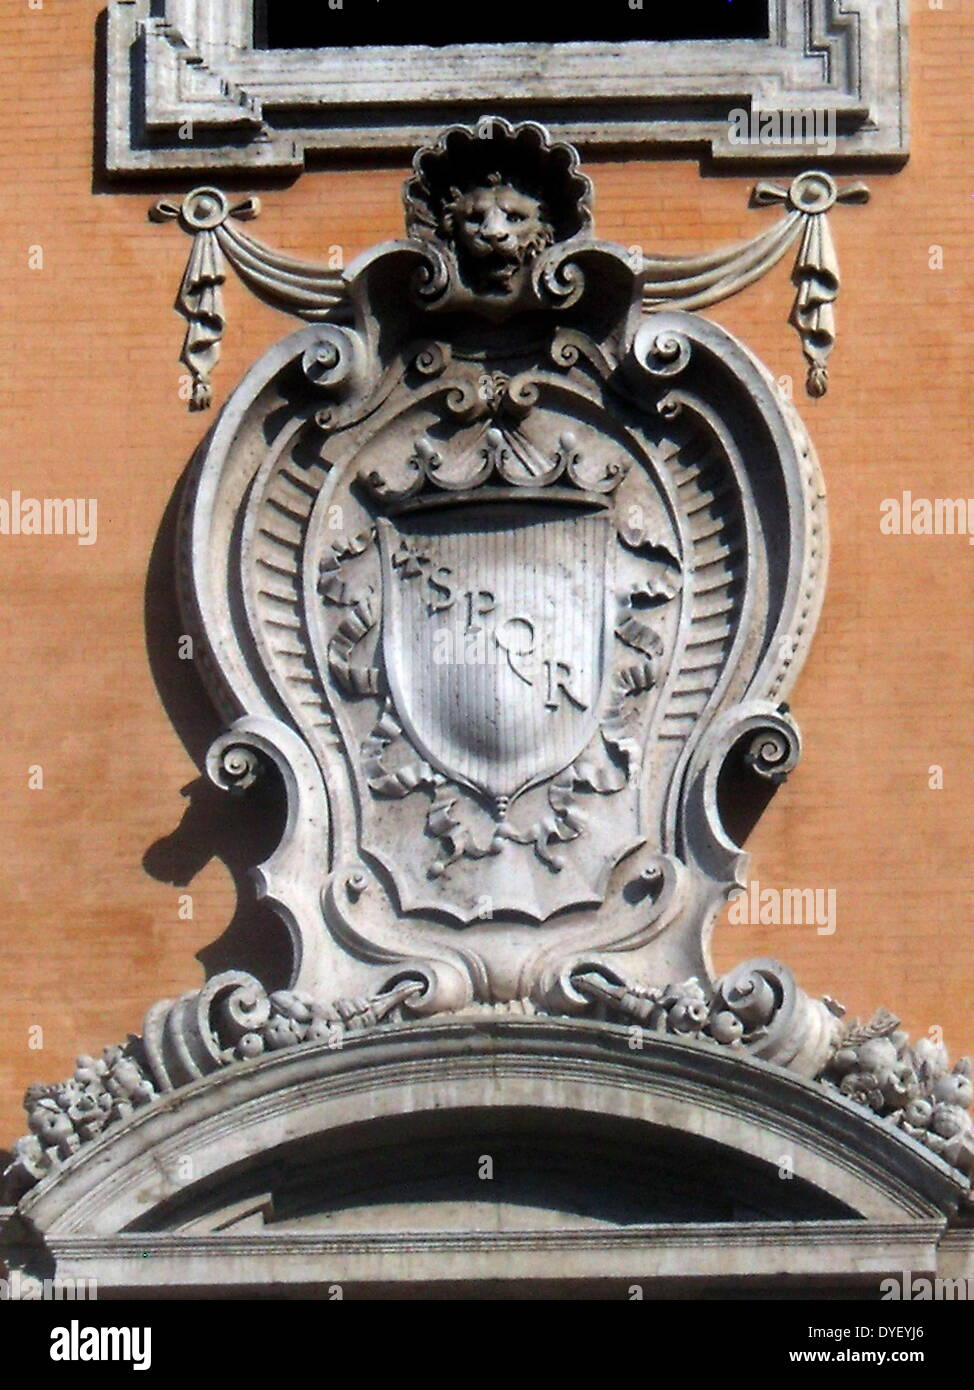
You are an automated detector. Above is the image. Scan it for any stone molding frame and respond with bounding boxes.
[106,0,909,173]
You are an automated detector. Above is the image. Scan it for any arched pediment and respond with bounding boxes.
[4,1020,965,1297]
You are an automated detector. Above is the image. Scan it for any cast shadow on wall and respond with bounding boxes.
[141,459,293,991]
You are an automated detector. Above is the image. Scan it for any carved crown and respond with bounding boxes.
[358,424,628,514]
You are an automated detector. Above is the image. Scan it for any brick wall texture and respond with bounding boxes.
[0,3,972,1147]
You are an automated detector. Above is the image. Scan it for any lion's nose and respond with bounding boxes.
[481,209,511,245]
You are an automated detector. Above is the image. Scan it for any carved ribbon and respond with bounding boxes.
[327,597,381,697]
[150,187,349,410]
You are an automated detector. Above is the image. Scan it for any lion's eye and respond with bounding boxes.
[506,213,524,223]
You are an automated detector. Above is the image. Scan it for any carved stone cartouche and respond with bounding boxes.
[6,118,971,1205]
[172,117,828,1021]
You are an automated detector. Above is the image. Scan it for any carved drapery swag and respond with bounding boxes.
[6,118,971,1207]
[152,153,866,411]
[150,188,350,410]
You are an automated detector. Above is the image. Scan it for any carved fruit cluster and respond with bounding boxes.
[821,1010,974,1177]
[572,972,769,1049]
[5,1041,157,1195]
[3,976,426,1199]
[227,982,425,1061]
[6,980,973,1201]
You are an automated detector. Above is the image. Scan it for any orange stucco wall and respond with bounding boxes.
[1,3,972,1150]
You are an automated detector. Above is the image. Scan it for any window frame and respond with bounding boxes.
[106,0,908,174]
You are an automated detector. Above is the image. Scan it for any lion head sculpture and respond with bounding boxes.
[403,116,593,300]
[440,174,554,294]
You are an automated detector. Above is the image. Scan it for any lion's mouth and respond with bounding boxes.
[475,251,521,286]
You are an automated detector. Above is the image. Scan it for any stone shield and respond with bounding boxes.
[378,502,615,803]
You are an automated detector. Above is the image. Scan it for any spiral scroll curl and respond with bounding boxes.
[208,742,263,794]
[633,326,694,378]
[744,721,801,784]
[411,245,451,304]
[412,340,452,377]
[533,246,587,308]
[300,326,357,393]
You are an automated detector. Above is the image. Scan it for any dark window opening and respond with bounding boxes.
[254,1,771,50]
